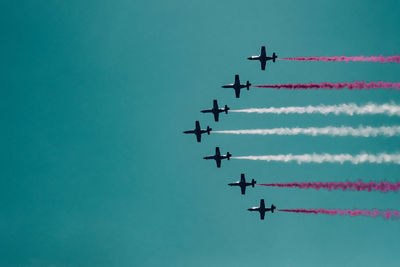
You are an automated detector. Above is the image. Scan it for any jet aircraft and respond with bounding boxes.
[203,147,231,168]
[221,74,251,98]
[248,199,276,220]
[201,100,230,122]
[247,46,277,70]
[183,121,211,143]
[228,173,256,195]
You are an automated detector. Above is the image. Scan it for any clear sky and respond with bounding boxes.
[2,0,400,266]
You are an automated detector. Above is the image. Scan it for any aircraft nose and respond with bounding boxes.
[247,57,252,60]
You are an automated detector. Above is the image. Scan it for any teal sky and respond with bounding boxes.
[2,0,400,266]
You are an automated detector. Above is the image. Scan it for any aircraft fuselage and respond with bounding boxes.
[248,55,275,61]
[202,107,224,114]
[183,129,208,135]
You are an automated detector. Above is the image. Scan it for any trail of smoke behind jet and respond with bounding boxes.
[279,56,400,63]
[232,153,400,164]
[258,181,400,193]
[253,82,400,90]
[278,209,400,219]
[230,103,400,116]
[213,126,400,137]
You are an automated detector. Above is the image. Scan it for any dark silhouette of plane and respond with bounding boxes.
[228,173,256,195]
[183,121,211,142]
[203,147,231,168]
[222,74,251,98]
[248,199,276,220]
[201,100,230,122]
[247,46,277,70]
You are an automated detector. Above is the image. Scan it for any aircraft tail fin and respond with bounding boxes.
[272,52,277,62]
[271,204,276,213]
[252,179,256,187]
[224,105,229,114]
[246,81,251,90]
[207,126,212,134]
[227,152,232,160]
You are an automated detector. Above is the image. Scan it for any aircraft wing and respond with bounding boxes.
[213,112,219,122]
[234,74,240,85]
[196,133,201,142]
[260,210,265,220]
[240,174,245,183]
[195,121,200,130]
[260,199,265,209]
[235,89,240,98]
[261,60,266,70]
[240,185,246,195]
[216,158,221,168]
[213,100,218,109]
[261,46,266,57]
[215,147,221,156]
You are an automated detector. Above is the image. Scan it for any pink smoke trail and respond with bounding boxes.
[257,180,400,193]
[279,56,400,63]
[278,209,400,220]
[253,82,400,90]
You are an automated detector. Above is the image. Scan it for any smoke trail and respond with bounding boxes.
[253,82,400,90]
[258,180,400,193]
[278,209,400,219]
[279,56,400,63]
[213,126,400,137]
[230,103,400,116]
[232,153,400,164]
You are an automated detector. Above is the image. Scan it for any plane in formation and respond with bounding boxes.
[248,199,276,220]
[201,99,230,122]
[247,46,277,70]
[203,147,231,168]
[222,74,251,98]
[183,121,211,143]
[228,173,256,195]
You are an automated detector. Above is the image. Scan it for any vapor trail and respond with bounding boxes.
[232,153,400,164]
[258,180,400,193]
[279,56,400,63]
[253,82,400,90]
[230,103,400,116]
[213,126,400,137]
[278,209,400,219]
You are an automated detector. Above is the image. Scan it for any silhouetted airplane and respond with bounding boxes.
[222,74,251,98]
[248,199,276,220]
[201,100,230,122]
[203,147,231,168]
[228,173,256,195]
[247,46,277,70]
[183,121,211,142]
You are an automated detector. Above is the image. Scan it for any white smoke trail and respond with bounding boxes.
[233,153,400,164]
[213,126,400,137]
[230,103,400,116]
